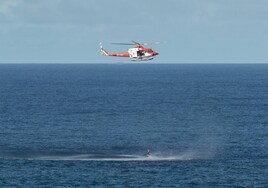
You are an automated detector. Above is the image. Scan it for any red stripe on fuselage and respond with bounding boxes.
[108,52,130,57]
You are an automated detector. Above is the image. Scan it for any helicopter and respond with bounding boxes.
[100,41,159,61]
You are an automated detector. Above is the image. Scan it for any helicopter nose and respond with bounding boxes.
[154,52,159,56]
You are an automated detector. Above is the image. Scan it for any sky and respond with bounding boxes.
[1,0,268,63]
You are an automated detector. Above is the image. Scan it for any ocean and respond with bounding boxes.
[0,64,267,187]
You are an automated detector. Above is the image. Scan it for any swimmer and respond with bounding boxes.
[145,149,151,157]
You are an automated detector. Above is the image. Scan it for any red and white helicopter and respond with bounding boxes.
[100,41,159,61]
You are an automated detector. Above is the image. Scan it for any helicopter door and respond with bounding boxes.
[137,50,145,57]
[128,48,138,58]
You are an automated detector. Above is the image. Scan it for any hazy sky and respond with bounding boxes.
[1,0,268,63]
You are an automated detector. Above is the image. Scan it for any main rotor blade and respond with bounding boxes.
[111,41,162,46]
[110,41,164,46]
[111,42,134,45]
[131,41,141,45]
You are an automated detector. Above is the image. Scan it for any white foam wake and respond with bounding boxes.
[28,154,194,161]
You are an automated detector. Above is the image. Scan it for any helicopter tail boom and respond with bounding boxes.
[100,42,130,57]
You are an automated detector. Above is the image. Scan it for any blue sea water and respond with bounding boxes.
[0,64,267,187]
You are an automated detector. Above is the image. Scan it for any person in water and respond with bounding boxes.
[145,149,151,157]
